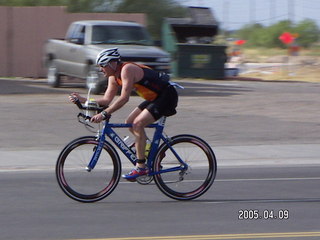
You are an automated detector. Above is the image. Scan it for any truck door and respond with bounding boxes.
[63,24,87,77]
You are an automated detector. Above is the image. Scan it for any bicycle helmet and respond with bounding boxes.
[96,48,121,67]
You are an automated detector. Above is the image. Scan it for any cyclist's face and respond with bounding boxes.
[100,62,116,77]
[100,65,112,77]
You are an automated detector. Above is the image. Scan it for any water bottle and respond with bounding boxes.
[84,98,98,118]
[145,139,151,157]
[123,136,135,152]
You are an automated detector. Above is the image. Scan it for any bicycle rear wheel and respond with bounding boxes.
[56,136,121,203]
[153,134,217,200]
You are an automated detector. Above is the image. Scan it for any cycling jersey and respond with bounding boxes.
[116,62,169,101]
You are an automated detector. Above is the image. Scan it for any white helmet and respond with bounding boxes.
[96,48,121,67]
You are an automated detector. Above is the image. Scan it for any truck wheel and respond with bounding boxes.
[86,66,105,94]
[47,62,61,88]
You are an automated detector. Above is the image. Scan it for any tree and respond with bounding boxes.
[293,19,319,48]
[236,23,264,47]
[0,0,69,6]
[67,0,113,12]
[0,0,187,40]
[114,0,187,40]
[0,0,105,11]
[235,19,319,48]
[266,20,293,48]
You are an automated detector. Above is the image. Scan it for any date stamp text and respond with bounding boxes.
[238,209,289,220]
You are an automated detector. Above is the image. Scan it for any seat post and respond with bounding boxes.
[158,116,166,127]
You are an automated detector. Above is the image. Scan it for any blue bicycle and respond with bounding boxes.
[56,100,217,202]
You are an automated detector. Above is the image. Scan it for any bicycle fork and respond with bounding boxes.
[86,134,105,172]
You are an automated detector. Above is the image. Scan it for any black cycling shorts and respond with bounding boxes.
[138,85,178,120]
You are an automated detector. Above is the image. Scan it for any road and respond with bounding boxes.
[1,167,320,240]
[0,78,320,239]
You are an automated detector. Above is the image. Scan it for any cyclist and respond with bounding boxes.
[69,48,178,181]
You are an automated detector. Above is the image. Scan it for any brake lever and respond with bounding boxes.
[77,113,94,129]
[74,99,84,109]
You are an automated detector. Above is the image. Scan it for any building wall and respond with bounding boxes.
[0,6,145,78]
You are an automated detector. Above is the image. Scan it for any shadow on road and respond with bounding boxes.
[177,81,252,97]
[0,79,71,94]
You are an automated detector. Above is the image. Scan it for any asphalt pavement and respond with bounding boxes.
[1,166,320,240]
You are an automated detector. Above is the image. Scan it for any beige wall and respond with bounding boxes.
[0,6,145,78]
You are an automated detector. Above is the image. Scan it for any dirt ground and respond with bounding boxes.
[235,55,320,83]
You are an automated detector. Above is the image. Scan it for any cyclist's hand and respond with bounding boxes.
[90,113,104,123]
[69,92,85,103]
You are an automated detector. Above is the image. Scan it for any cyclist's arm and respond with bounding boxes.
[103,70,135,115]
[96,76,119,107]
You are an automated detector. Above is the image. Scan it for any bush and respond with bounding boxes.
[235,20,319,48]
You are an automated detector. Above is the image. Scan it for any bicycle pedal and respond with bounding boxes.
[136,175,153,185]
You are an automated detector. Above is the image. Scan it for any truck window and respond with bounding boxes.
[73,25,85,40]
[91,25,152,45]
[66,24,85,44]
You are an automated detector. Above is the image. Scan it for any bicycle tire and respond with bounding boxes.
[153,134,217,200]
[56,136,121,203]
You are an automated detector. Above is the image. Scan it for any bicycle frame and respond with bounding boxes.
[59,93,215,202]
[86,117,188,175]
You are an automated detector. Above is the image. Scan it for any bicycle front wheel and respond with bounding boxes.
[153,134,217,200]
[56,136,121,203]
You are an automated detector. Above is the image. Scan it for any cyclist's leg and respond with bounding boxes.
[122,109,155,181]
[132,109,155,168]
[125,101,150,133]
[125,107,142,134]
[131,87,177,164]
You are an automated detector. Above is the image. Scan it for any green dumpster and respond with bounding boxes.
[176,44,226,79]
[162,7,227,79]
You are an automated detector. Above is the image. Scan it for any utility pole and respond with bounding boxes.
[250,0,255,24]
[270,0,276,25]
[288,0,295,23]
[223,0,229,35]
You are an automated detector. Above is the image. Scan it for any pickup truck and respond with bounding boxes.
[44,20,171,94]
